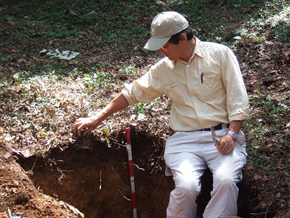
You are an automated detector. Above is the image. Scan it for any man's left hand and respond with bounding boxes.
[216,134,235,155]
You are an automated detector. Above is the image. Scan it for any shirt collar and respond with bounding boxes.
[174,37,205,65]
[191,37,205,59]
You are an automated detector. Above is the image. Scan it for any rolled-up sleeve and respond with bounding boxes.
[121,65,164,106]
[222,47,250,121]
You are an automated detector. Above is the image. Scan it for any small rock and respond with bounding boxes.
[15,192,31,205]
[17,58,26,64]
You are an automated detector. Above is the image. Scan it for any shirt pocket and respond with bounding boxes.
[165,82,185,104]
[199,71,220,98]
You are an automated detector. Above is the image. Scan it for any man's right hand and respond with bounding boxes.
[73,93,130,137]
[73,116,100,136]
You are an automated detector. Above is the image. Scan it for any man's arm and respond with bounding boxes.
[74,92,129,136]
[217,48,249,155]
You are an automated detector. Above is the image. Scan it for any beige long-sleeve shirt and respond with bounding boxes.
[122,38,249,131]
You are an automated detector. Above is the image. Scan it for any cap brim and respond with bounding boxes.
[143,36,171,51]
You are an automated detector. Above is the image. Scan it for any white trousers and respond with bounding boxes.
[164,128,247,218]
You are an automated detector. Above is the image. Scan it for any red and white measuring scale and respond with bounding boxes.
[126,127,137,218]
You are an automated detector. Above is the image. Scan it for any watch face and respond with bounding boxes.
[228,130,237,140]
[232,134,238,140]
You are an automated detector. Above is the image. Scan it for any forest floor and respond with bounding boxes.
[0,1,289,217]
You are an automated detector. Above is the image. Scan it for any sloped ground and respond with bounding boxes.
[0,1,289,217]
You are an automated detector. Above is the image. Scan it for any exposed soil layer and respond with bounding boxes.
[18,142,173,218]
[14,131,272,218]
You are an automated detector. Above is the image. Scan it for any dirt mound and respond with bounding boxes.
[0,145,84,218]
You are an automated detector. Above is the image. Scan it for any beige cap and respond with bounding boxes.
[144,11,189,51]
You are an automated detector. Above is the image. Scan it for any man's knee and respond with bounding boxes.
[213,170,239,191]
[174,176,201,200]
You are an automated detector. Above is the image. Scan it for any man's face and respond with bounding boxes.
[158,41,181,61]
[158,34,189,61]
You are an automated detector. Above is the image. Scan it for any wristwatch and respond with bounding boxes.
[227,130,238,141]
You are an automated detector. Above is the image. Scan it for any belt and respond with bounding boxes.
[199,124,229,131]
[170,124,230,135]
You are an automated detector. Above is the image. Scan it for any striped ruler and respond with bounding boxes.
[126,127,137,218]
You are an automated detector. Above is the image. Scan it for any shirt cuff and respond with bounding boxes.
[229,107,250,122]
[121,83,137,106]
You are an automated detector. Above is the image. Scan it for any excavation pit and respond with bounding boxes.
[17,132,274,218]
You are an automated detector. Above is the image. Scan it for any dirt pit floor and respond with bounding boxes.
[4,131,277,218]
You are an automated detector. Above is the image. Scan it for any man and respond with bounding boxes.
[74,11,249,218]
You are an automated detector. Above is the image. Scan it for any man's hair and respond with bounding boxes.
[168,26,194,44]
[168,14,193,44]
